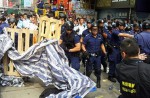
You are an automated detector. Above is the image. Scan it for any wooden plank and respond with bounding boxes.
[18,29,23,53]
[25,29,30,51]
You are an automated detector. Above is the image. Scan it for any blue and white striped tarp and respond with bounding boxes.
[0,34,96,98]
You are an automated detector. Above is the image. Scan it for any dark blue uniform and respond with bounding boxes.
[134,31,150,55]
[130,30,140,35]
[0,22,9,34]
[61,24,66,34]
[99,27,108,72]
[37,1,44,15]
[60,32,80,70]
[82,29,91,38]
[83,33,103,78]
[108,29,124,77]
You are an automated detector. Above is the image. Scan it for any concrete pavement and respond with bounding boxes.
[0,67,120,98]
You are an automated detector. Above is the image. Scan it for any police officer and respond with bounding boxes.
[81,20,92,71]
[0,15,9,34]
[108,20,133,82]
[82,23,107,88]
[97,19,108,72]
[37,0,44,15]
[60,13,66,34]
[134,20,150,64]
[59,21,81,71]
[130,23,140,35]
[116,38,150,98]
[81,19,92,39]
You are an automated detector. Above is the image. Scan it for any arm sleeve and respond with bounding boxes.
[74,35,80,44]
[112,30,120,36]
[60,33,64,40]
[83,36,88,45]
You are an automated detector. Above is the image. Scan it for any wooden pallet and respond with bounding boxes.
[38,16,62,41]
[3,28,38,77]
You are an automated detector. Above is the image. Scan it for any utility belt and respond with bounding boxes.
[71,52,80,57]
[89,51,101,57]
[111,44,120,49]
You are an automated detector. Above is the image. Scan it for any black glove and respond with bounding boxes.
[64,47,70,52]
[83,51,89,58]
[103,52,108,60]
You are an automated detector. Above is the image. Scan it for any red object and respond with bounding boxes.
[8,2,13,7]
[53,0,57,5]
[58,0,69,10]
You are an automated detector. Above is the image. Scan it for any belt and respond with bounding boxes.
[89,52,100,57]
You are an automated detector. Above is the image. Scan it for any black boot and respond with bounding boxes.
[108,76,116,82]
[86,71,92,78]
[96,79,101,88]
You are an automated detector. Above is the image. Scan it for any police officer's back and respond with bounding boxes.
[134,20,150,64]
[116,38,150,98]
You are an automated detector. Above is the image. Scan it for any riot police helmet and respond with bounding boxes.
[65,21,74,31]
[91,22,98,28]
[59,12,66,19]
[133,23,140,28]
[87,19,92,24]
[97,19,104,24]
[0,15,6,21]
[116,20,125,27]
[125,25,132,32]
[142,20,150,30]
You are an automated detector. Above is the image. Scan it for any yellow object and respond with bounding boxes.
[55,11,66,18]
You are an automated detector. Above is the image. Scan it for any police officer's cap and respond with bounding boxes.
[142,20,150,30]
[65,21,74,30]
[8,18,16,23]
[116,20,125,27]
[91,22,98,28]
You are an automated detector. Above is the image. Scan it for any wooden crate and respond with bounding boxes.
[38,16,62,42]
[3,28,38,77]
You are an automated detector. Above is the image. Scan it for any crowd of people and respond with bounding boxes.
[0,10,150,98]
[58,14,150,98]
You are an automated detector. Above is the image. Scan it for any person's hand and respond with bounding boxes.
[139,53,147,60]
[103,52,107,60]
[64,47,70,52]
[83,51,89,58]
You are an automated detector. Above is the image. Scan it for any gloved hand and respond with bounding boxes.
[64,47,70,52]
[103,52,108,60]
[83,51,89,58]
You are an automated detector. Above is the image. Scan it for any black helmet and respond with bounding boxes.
[125,25,132,32]
[0,15,6,21]
[59,12,66,19]
[8,18,16,24]
[133,23,140,28]
[91,22,98,28]
[108,25,113,31]
[97,19,104,24]
[65,21,74,31]
[116,20,125,27]
[142,20,150,30]
[87,19,92,24]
